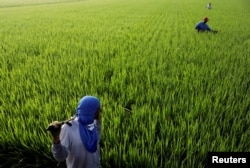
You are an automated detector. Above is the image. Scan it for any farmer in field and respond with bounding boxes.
[195,17,218,33]
[206,2,212,9]
[47,96,102,168]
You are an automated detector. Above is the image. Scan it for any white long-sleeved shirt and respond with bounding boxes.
[52,118,101,168]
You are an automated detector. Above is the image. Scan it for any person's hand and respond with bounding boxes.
[47,121,62,143]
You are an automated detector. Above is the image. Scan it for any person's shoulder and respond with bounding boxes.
[62,117,78,130]
[61,123,71,131]
[69,117,79,127]
[195,22,202,28]
[196,21,203,26]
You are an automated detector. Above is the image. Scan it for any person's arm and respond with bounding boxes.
[211,29,218,33]
[205,24,218,33]
[51,124,70,162]
[206,25,211,31]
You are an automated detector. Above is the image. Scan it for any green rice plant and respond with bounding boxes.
[0,0,250,167]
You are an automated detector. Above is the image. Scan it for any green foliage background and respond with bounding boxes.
[0,0,250,167]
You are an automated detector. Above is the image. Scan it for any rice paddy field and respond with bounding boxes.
[0,0,250,167]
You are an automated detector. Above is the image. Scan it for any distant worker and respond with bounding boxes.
[206,2,212,9]
[195,17,218,33]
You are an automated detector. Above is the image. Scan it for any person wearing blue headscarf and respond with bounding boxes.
[49,96,102,168]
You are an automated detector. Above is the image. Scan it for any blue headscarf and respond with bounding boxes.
[76,96,100,153]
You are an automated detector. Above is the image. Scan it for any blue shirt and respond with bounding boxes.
[195,22,211,31]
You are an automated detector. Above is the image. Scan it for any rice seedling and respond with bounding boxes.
[0,0,249,167]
